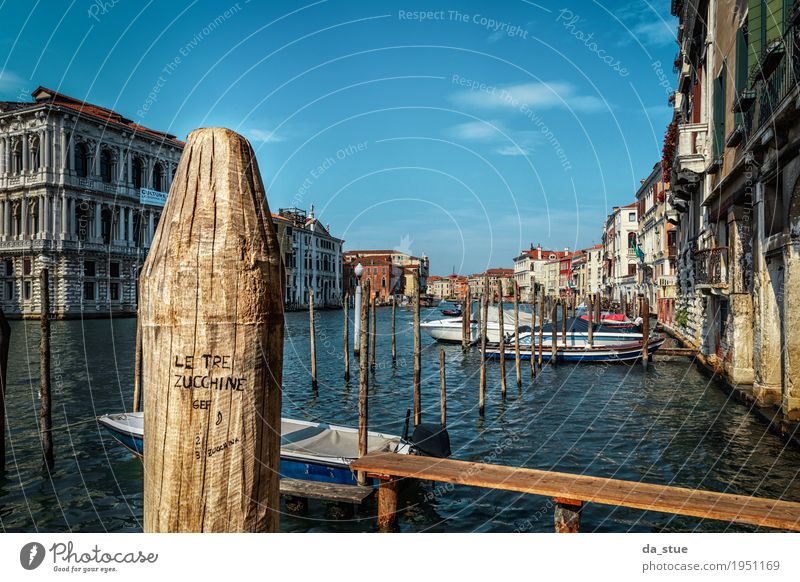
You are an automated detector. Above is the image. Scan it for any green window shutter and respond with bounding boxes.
[714,64,726,159]
[765,0,783,44]
[735,27,748,125]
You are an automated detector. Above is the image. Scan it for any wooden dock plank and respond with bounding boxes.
[280,478,374,504]
[351,453,800,531]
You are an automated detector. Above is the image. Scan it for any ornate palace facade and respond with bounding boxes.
[0,87,182,318]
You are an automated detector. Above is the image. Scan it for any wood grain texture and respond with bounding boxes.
[39,269,53,469]
[358,278,370,486]
[343,292,350,382]
[412,270,421,426]
[498,295,506,398]
[141,127,284,532]
[0,307,9,473]
[351,453,800,531]
[280,478,373,504]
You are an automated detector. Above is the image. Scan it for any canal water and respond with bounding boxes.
[2,307,800,533]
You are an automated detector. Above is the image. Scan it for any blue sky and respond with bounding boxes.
[0,0,677,275]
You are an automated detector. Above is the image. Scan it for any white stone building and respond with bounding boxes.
[0,87,182,318]
[279,207,343,309]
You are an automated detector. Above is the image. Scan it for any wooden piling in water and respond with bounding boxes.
[595,293,601,321]
[413,269,421,426]
[621,293,626,318]
[439,347,447,427]
[0,307,10,474]
[358,279,370,486]
[377,478,400,531]
[310,290,317,390]
[587,294,594,347]
[642,297,650,368]
[554,498,582,533]
[499,295,506,399]
[140,128,283,532]
[133,291,142,413]
[370,292,376,371]
[561,297,567,344]
[530,289,536,380]
[39,269,53,470]
[343,292,350,382]
[551,301,558,365]
[391,295,396,365]
[538,292,544,369]
[479,281,488,416]
[513,283,521,389]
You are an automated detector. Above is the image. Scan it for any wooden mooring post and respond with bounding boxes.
[133,286,143,413]
[0,307,10,474]
[391,295,396,366]
[538,292,544,369]
[343,292,350,382]
[513,283,521,389]
[309,290,317,390]
[413,269,421,426]
[554,498,583,533]
[596,293,601,321]
[39,269,53,470]
[550,300,558,365]
[439,347,447,427]
[140,128,283,532]
[370,292,376,372]
[587,294,594,347]
[358,279,370,486]
[479,281,489,416]
[499,295,506,399]
[561,296,567,344]
[530,290,536,380]
[642,297,650,368]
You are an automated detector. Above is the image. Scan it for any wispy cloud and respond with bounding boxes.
[0,70,24,93]
[495,145,532,156]
[447,120,504,141]
[247,129,285,143]
[616,2,677,47]
[452,81,607,113]
[445,120,541,157]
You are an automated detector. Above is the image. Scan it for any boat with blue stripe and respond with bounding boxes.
[98,412,449,487]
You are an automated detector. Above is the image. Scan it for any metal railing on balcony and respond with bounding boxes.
[747,15,800,137]
[694,246,728,286]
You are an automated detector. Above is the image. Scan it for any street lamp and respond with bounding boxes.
[353,262,363,355]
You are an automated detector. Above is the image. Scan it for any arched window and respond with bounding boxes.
[132,157,143,189]
[12,141,22,174]
[100,149,114,183]
[30,137,40,171]
[628,232,637,248]
[153,162,164,191]
[75,143,90,177]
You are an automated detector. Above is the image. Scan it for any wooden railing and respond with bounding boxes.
[351,452,800,533]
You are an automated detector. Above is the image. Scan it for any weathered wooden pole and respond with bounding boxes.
[561,296,567,344]
[0,307,10,474]
[596,293,602,321]
[463,288,471,349]
[498,295,506,399]
[39,269,53,470]
[551,301,558,365]
[621,293,627,318]
[439,347,447,427]
[642,296,650,368]
[413,269,421,426]
[530,289,536,380]
[479,281,489,416]
[309,290,317,390]
[554,498,582,533]
[538,292,544,369]
[587,294,594,347]
[513,282,521,389]
[141,128,283,532]
[358,278,370,486]
[343,292,350,382]
[370,292,376,371]
[377,478,400,532]
[133,293,143,412]
[391,295,397,365]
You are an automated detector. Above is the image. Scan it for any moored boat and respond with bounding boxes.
[485,336,665,363]
[98,412,451,487]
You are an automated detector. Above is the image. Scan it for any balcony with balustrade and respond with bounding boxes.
[694,247,728,290]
